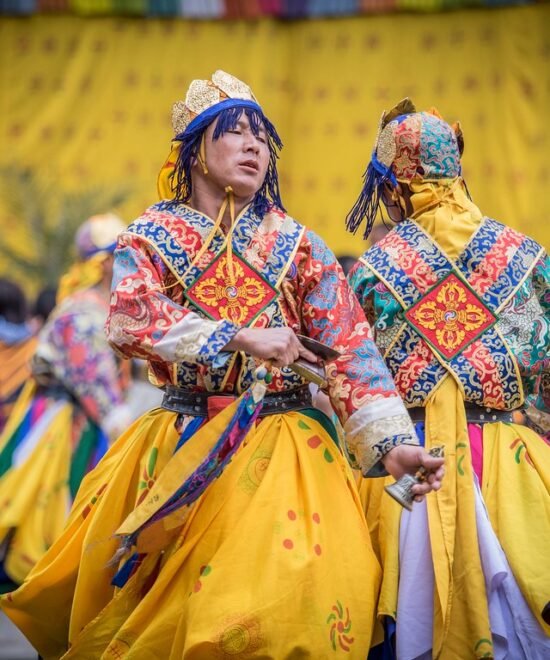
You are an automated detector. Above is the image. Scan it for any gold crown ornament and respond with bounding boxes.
[171,70,259,137]
[159,71,262,200]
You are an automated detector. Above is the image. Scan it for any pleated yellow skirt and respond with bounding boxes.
[0,383,73,585]
[3,405,382,659]
[358,377,550,658]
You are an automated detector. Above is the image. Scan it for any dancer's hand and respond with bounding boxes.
[382,444,445,501]
[226,328,319,367]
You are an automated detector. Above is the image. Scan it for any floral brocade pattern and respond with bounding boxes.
[380,112,461,182]
[351,218,549,413]
[107,203,409,469]
[35,288,126,423]
[499,255,550,419]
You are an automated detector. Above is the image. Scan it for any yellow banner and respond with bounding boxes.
[0,6,548,286]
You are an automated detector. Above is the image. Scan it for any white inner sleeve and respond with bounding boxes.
[152,313,221,363]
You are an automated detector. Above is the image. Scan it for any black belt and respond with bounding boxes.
[408,403,515,425]
[162,385,312,418]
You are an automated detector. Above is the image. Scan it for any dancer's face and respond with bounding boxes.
[197,113,270,201]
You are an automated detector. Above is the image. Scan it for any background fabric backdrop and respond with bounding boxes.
[0,5,548,283]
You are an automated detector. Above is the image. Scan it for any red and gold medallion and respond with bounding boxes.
[404,272,497,360]
[185,249,278,326]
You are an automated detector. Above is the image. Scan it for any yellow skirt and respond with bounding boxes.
[0,383,73,585]
[2,405,381,659]
[358,377,550,658]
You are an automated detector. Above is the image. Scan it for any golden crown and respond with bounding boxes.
[171,70,259,136]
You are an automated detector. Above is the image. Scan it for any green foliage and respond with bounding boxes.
[0,166,129,289]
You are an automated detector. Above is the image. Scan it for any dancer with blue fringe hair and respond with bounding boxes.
[348,98,550,659]
[0,213,132,589]
[1,73,443,658]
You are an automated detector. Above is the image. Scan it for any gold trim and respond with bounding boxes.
[359,218,489,310]
[438,360,465,397]
[363,218,535,405]
[419,331,466,396]
[249,298,283,329]
[421,371,450,404]
[358,257,461,395]
[276,223,306,288]
[128,210,306,395]
[407,216,542,317]
[392,327,464,396]
[362,217,525,314]
[178,202,253,284]
[174,201,252,228]
[382,322,407,359]
[493,324,525,406]
[404,272,498,361]
[234,219,305,393]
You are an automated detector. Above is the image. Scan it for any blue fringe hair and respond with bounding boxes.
[346,152,398,240]
[171,100,285,218]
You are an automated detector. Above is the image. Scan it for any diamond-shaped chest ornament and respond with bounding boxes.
[404,272,497,360]
[185,248,278,326]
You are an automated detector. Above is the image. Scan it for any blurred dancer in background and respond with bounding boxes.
[348,100,550,659]
[0,280,36,434]
[29,286,57,333]
[0,213,132,588]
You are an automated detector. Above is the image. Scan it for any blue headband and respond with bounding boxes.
[176,98,264,140]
